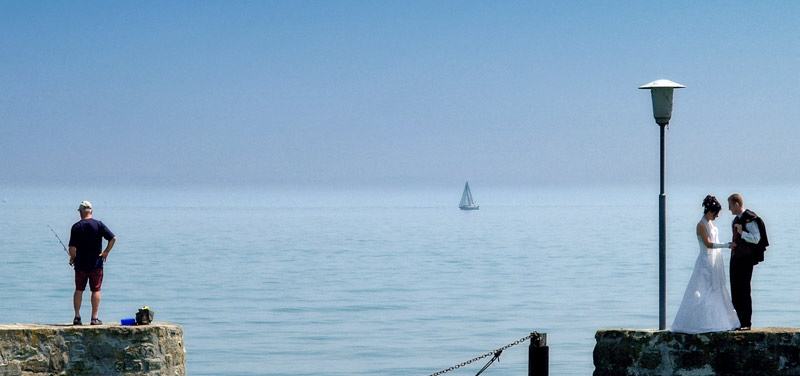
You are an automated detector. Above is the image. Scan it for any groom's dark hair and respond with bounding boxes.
[728,193,743,206]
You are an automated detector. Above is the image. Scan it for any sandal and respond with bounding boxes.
[73,317,82,325]
[90,318,103,325]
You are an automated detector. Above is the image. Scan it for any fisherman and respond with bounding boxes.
[68,201,116,325]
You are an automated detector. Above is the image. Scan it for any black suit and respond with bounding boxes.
[730,214,756,328]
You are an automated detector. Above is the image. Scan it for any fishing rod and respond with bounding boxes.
[48,225,70,257]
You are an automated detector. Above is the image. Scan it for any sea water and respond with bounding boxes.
[1,184,798,375]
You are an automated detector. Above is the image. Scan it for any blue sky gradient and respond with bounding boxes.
[2,2,799,188]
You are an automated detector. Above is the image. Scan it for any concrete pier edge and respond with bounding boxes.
[0,322,186,375]
[594,327,800,376]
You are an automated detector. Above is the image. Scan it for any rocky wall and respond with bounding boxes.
[0,322,185,376]
[594,328,800,375]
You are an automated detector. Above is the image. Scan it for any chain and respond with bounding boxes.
[427,334,533,376]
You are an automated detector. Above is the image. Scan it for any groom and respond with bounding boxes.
[728,194,769,331]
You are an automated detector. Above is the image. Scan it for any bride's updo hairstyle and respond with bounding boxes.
[702,195,722,214]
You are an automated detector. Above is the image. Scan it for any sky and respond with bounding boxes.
[2,1,799,189]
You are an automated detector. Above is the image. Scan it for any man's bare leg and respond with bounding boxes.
[91,291,101,320]
[73,290,83,318]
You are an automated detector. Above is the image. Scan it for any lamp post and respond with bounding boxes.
[639,79,685,330]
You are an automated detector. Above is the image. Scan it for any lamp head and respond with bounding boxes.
[639,79,685,126]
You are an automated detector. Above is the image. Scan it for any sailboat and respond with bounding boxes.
[459,181,479,210]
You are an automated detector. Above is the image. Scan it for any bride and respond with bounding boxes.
[671,195,740,333]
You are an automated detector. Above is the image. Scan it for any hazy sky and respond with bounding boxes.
[2,1,799,189]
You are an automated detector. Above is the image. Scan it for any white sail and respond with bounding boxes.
[459,181,479,210]
[459,183,470,206]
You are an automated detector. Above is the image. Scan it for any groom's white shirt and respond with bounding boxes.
[735,213,761,244]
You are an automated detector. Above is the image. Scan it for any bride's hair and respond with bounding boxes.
[702,195,722,214]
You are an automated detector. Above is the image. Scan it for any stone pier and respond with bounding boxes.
[0,322,185,375]
[594,328,800,375]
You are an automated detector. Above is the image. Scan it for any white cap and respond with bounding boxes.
[78,201,92,211]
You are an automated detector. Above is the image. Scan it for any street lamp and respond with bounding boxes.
[639,79,685,330]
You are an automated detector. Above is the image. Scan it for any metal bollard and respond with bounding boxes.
[528,332,548,376]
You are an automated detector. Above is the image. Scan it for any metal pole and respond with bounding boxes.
[659,124,667,330]
[528,332,548,376]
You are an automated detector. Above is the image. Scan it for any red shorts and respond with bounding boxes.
[75,268,104,292]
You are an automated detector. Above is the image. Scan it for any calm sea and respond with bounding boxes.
[1,184,798,375]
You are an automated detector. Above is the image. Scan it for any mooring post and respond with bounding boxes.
[528,332,548,376]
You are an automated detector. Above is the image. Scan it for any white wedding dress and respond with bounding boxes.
[671,217,740,333]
